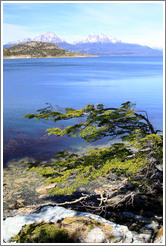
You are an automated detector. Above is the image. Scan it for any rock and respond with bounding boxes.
[122,212,152,224]
[123,230,133,243]
[17,207,37,216]
[15,199,24,208]
[134,215,151,224]
[153,226,163,243]
[6,215,133,244]
[38,194,50,199]
[14,178,29,183]
[8,204,15,209]
[132,232,152,243]
[122,211,135,219]
[3,205,134,243]
[12,191,21,195]
[9,221,73,243]
[155,164,163,172]
[36,183,57,194]
[154,215,163,222]
[110,224,133,243]
[85,228,106,243]
[145,221,159,230]
[8,199,24,209]
[60,216,114,243]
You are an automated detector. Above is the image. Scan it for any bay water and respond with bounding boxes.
[3,56,163,165]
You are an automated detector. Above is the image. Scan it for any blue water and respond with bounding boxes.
[3,56,163,164]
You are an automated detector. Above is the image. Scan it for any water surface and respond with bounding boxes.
[3,56,163,165]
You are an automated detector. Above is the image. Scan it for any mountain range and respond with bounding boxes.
[4,32,162,56]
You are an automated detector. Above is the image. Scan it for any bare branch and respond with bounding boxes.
[18,194,92,212]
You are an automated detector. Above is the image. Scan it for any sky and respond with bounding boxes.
[2,1,164,49]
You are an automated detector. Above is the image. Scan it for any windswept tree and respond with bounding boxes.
[26,101,157,140]
[24,102,163,209]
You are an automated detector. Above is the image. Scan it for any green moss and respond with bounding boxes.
[10,222,73,243]
[62,216,104,227]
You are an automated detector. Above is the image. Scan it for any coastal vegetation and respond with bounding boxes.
[3,41,92,59]
[24,101,163,211]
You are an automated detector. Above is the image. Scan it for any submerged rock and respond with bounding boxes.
[35,183,57,194]
[8,199,25,210]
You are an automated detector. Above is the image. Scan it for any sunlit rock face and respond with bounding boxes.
[3,205,134,243]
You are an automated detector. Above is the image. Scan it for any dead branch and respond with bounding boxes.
[18,193,92,212]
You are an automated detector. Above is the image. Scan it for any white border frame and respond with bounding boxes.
[1,1,165,245]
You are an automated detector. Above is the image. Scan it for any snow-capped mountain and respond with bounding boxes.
[5,32,119,46]
[34,32,65,43]
[4,32,66,47]
[7,38,32,46]
[77,33,120,44]
[4,32,162,56]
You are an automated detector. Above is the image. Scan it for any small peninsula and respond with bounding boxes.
[3,41,95,59]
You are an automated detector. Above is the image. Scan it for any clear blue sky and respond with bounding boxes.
[3,1,164,48]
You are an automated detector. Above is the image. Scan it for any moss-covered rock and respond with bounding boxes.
[10,222,73,243]
[10,217,114,243]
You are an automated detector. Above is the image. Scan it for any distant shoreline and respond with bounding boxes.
[3,55,98,59]
[3,54,162,59]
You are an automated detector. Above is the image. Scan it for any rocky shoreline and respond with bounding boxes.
[3,158,163,243]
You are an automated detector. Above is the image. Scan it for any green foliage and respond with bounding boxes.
[24,102,162,196]
[126,133,163,162]
[25,101,156,143]
[26,140,155,195]
[10,222,72,243]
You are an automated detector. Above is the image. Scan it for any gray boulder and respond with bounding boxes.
[3,205,133,243]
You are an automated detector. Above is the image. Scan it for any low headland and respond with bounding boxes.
[3,41,97,59]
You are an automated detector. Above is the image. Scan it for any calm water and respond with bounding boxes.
[3,56,163,165]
